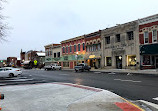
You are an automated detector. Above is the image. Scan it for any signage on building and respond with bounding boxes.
[89,55,95,58]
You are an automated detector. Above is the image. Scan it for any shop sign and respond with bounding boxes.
[46,58,52,61]
[89,55,95,58]
[53,57,61,61]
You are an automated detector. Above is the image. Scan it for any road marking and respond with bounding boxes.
[114,79,141,83]
[94,72,101,74]
[153,97,158,101]
[6,79,34,82]
[108,72,116,75]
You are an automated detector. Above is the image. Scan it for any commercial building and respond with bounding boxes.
[84,30,102,68]
[101,21,140,69]
[61,35,86,69]
[45,44,62,66]
[139,14,158,69]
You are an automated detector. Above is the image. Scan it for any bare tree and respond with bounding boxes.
[0,0,8,42]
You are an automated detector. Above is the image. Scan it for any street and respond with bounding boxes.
[0,69,158,105]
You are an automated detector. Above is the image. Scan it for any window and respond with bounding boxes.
[98,43,101,50]
[57,52,60,57]
[106,57,112,66]
[144,32,149,43]
[63,62,69,67]
[116,34,120,42]
[152,30,157,43]
[105,36,110,44]
[70,46,72,52]
[74,45,76,52]
[127,31,134,40]
[83,43,85,50]
[78,44,80,51]
[127,55,136,66]
[54,53,56,58]
[63,47,65,53]
[66,47,68,53]
[143,55,150,65]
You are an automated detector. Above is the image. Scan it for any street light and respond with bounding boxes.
[76,52,78,65]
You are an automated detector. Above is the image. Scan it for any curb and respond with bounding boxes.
[61,68,158,76]
[137,100,158,111]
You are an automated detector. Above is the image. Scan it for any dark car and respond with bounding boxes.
[74,63,91,72]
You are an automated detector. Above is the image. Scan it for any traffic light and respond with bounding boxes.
[0,60,3,63]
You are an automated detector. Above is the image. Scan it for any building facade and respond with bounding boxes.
[84,30,102,68]
[7,57,17,67]
[139,14,158,69]
[61,36,86,69]
[101,21,140,69]
[45,44,62,66]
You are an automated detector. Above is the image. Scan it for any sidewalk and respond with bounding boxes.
[0,83,147,111]
[63,68,158,75]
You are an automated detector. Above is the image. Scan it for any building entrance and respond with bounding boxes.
[116,56,122,69]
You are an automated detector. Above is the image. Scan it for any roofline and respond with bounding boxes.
[60,35,84,44]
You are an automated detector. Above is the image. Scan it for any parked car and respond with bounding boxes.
[0,67,22,77]
[74,63,91,72]
[44,64,62,70]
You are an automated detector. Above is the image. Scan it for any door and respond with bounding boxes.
[116,56,122,69]
[156,57,158,68]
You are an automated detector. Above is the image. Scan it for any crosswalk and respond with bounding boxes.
[0,76,43,86]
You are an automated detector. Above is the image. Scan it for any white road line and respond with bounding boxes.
[94,72,101,74]
[114,79,142,83]
[6,79,34,82]
[108,72,116,75]
[153,97,158,101]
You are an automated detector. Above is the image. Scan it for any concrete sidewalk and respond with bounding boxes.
[0,83,146,111]
[63,68,158,75]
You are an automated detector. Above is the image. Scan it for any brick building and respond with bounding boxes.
[7,57,17,67]
[139,14,158,69]
[84,30,101,68]
[61,35,86,69]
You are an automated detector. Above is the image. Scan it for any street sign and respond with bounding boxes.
[34,60,37,65]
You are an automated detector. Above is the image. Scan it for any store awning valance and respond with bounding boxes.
[140,44,158,55]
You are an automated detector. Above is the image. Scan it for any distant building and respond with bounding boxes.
[7,57,17,67]
[45,44,61,66]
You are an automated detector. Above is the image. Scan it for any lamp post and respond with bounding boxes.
[76,52,78,65]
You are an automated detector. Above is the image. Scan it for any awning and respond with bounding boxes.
[140,44,158,55]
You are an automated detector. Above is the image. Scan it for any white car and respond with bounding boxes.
[0,67,22,77]
[44,63,62,70]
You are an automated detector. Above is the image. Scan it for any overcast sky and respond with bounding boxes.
[0,0,158,59]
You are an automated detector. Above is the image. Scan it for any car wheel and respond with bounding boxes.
[52,67,55,70]
[59,67,62,70]
[88,69,90,71]
[9,73,14,78]
[75,69,78,72]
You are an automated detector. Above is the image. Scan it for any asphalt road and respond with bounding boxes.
[0,69,158,104]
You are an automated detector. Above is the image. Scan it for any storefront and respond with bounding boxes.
[140,44,158,69]
[85,55,101,69]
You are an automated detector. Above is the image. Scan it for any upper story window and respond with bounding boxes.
[116,34,120,42]
[127,31,134,40]
[144,31,149,44]
[70,46,72,52]
[105,36,110,44]
[63,47,65,53]
[152,30,157,43]
[78,44,80,51]
[74,45,76,52]
[54,53,56,58]
[66,47,68,53]
[83,43,85,50]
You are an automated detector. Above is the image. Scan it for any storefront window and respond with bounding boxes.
[143,55,150,65]
[128,55,136,66]
[106,57,112,66]
[63,62,69,67]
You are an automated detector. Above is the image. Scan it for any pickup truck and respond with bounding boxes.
[44,64,62,70]
[74,63,91,72]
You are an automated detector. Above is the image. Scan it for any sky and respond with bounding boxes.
[0,0,158,59]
